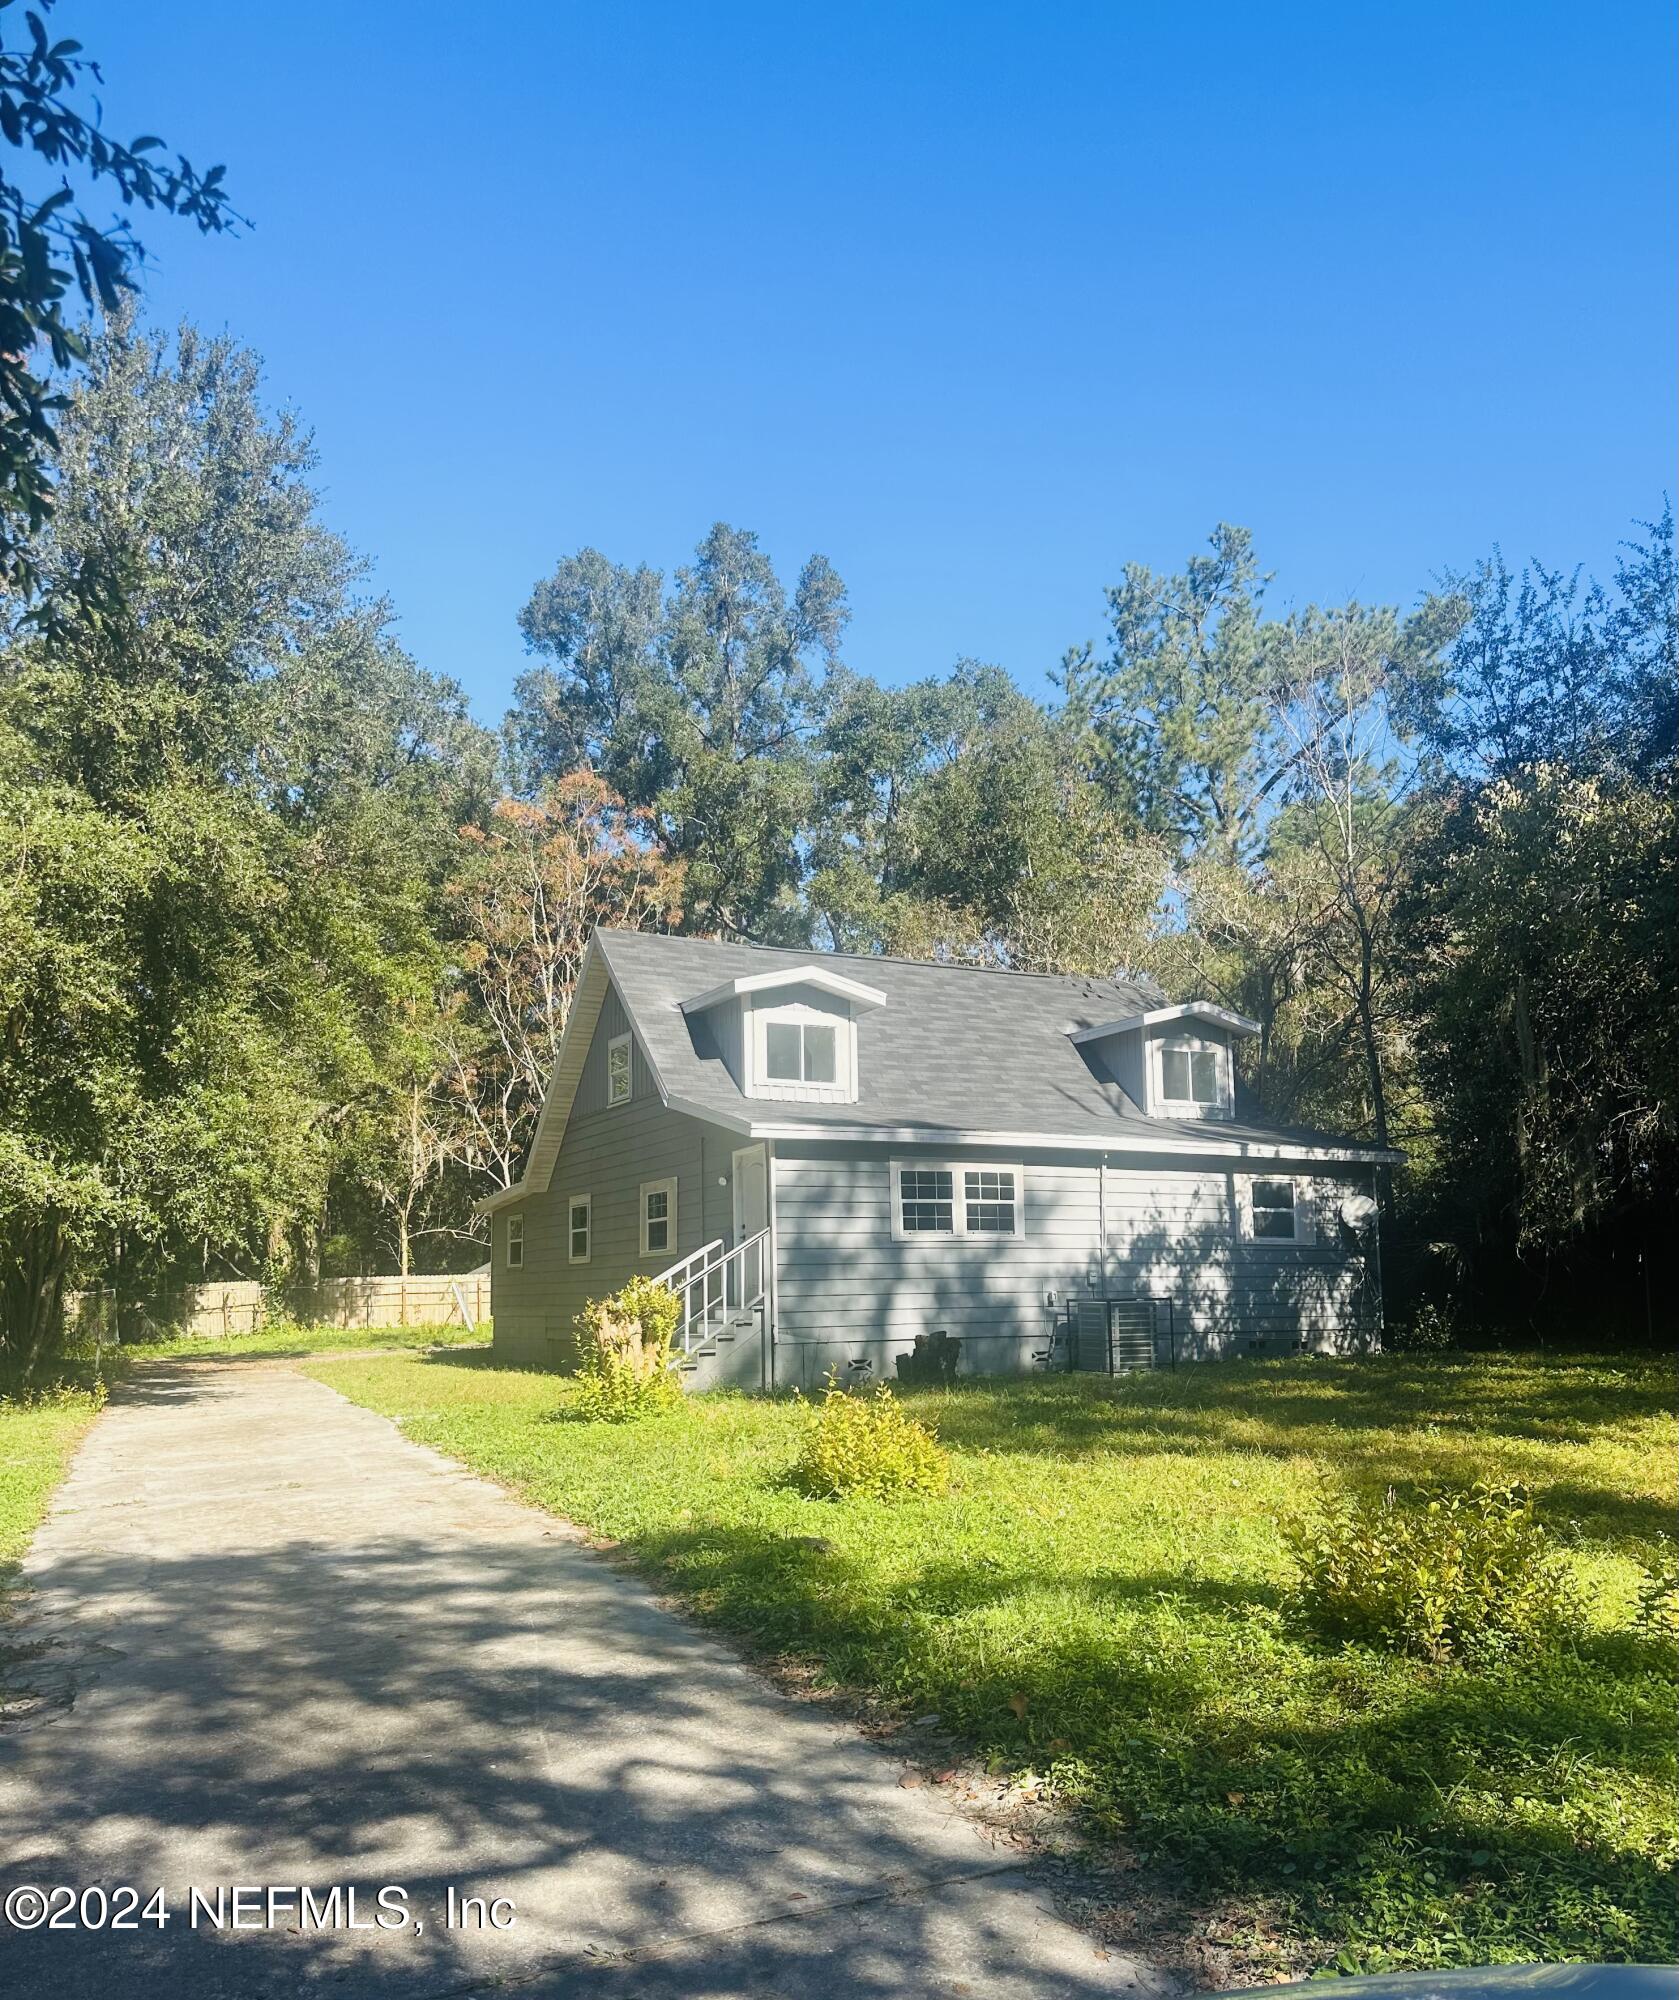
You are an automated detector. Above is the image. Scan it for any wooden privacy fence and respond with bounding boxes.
[69,1268,491,1341]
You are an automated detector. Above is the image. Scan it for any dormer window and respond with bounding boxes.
[1068,998,1256,1125]
[679,961,885,1107]
[1152,1033,1231,1119]
[752,1002,854,1101]
[765,1017,838,1086]
[1161,1041,1220,1107]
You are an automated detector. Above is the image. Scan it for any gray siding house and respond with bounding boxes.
[483,930,1399,1387]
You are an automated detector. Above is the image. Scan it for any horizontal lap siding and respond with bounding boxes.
[772,1145,1096,1387]
[771,1144,1378,1382]
[492,996,735,1370]
[1115,1171,1376,1357]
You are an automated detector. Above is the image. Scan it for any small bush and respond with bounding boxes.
[573,1276,682,1422]
[1385,1301,1459,1353]
[792,1376,950,1500]
[1286,1480,1576,1660]
[1633,1560,1679,1645]
[0,1379,107,1415]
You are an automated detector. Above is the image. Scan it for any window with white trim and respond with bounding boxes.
[607,1032,632,1106]
[1246,1177,1305,1243]
[963,1168,1018,1234]
[567,1194,591,1264]
[765,1016,838,1084]
[640,1176,677,1258]
[505,1213,524,1269]
[1163,1043,1219,1104]
[749,1001,856,1102]
[1153,1034,1231,1117]
[891,1160,1022,1240]
[899,1166,954,1233]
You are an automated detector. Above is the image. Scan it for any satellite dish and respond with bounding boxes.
[1338,1193,1379,1233]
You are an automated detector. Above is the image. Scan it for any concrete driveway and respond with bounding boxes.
[0,1359,1172,1998]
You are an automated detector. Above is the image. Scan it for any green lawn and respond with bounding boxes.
[310,1349,1678,1977]
[0,1386,105,1594]
[118,1320,492,1361]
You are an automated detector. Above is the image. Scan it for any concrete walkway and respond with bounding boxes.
[0,1360,1172,1998]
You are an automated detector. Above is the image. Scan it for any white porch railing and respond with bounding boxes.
[653,1229,770,1357]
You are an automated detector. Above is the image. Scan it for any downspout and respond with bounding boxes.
[1098,1155,1109,1296]
[1369,1165,1386,1352]
[765,1138,780,1392]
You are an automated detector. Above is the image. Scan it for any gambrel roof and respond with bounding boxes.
[479,930,1400,1213]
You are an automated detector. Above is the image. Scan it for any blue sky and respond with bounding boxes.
[76,2,1675,724]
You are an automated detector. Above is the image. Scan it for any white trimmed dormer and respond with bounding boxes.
[681,963,887,1105]
[1071,1001,1259,1123]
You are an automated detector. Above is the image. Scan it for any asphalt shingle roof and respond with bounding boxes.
[595,930,1387,1157]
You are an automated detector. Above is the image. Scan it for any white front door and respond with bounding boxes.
[732,1144,768,1244]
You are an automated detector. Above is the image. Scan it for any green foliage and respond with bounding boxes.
[1402,507,1677,782]
[1403,764,1676,1259]
[573,1276,682,1422]
[1632,1561,1678,1646]
[1059,522,1275,866]
[1287,1481,1578,1661]
[0,318,494,1376]
[809,662,1167,973]
[111,1320,487,1362]
[513,522,845,936]
[0,2,240,610]
[1385,1302,1459,1354]
[317,1351,1678,1975]
[0,1380,105,1589]
[792,1376,950,1500]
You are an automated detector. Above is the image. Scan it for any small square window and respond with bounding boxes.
[505,1214,524,1269]
[568,1196,591,1264]
[607,1033,632,1106]
[1251,1179,1298,1241]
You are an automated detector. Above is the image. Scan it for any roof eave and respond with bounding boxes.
[746,1119,1401,1165]
[1072,1001,1262,1042]
[679,965,889,1016]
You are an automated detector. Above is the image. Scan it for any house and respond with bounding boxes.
[481,929,1400,1388]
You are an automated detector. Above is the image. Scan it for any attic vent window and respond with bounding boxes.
[607,1033,632,1106]
[766,1019,837,1085]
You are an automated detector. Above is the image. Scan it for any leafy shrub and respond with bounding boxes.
[1286,1480,1576,1660]
[0,1379,107,1414]
[573,1276,682,1422]
[1632,1560,1679,1644]
[792,1376,950,1500]
[1385,1301,1459,1353]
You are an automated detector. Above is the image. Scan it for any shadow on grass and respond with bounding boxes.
[410,1346,505,1372]
[902,1354,1677,1459]
[595,1512,1678,1964]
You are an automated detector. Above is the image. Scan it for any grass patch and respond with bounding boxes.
[118,1319,491,1361]
[309,1348,1678,1975]
[0,1386,105,1600]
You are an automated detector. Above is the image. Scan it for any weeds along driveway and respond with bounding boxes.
[0,1358,1171,1999]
